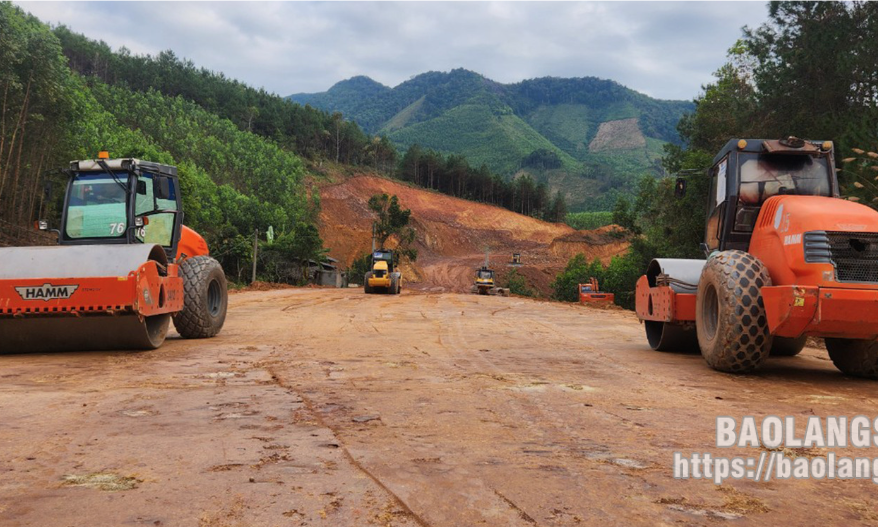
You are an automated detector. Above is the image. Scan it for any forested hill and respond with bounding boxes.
[289,69,693,211]
[53,27,396,170]
[1,1,580,277]
[0,3,355,283]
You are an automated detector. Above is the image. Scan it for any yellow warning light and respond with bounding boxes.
[98,151,109,159]
[737,139,747,150]
[822,141,832,151]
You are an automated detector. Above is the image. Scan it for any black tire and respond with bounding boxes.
[364,272,374,294]
[173,256,228,339]
[695,250,772,373]
[825,338,878,379]
[390,275,399,295]
[644,321,700,353]
[771,336,807,357]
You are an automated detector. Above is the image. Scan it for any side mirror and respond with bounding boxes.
[43,182,53,201]
[154,176,171,200]
[136,180,148,195]
[674,177,687,198]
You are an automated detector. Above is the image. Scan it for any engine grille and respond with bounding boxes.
[825,231,878,283]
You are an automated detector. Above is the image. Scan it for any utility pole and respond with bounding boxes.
[251,228,259,284]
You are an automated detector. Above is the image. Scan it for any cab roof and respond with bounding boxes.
[713,138,832,165]
[70,158,178,177]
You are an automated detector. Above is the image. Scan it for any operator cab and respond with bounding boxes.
[58,154,183,260]
[372,249,394,276]
[704,137,837,253]
[477,268,494,281]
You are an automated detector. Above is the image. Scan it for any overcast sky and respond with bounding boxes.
[16,1,769,101]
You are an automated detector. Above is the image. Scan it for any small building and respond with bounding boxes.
[306,257,347,287]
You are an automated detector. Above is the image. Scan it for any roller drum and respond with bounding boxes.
[645,258,705,294]
[0,244,172,353]
[644,320,700,353]
[0,314,170,353]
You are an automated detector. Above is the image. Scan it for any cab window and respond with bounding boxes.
[134,172,178,247]
[65,173,128,239]
[734,153,830,233]
[738,153,830,205]
[705,158,728,250]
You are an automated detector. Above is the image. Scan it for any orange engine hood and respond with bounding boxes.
[750,195,878,287]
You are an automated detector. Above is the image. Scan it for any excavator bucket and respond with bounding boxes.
[0,244,183,353]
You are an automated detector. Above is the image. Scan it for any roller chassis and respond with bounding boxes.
[637,138,878,378]
[0,155,227,353]
[365,249,401,295]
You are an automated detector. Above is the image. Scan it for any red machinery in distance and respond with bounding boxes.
[579,278,614,305]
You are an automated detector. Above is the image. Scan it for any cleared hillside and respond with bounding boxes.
[317,175,629,295]
[291,69,693,211]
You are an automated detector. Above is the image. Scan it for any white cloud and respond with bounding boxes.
[13,1,768,100]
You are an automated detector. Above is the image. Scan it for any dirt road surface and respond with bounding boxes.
[3,288,878,526]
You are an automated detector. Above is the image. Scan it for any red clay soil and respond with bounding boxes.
[318,175,629,296]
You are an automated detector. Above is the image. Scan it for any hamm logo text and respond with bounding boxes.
[15,283,80,301]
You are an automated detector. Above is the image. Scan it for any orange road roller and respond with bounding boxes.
[637,137,878,378]
[0,154,228,352]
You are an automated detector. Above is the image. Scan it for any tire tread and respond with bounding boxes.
[697,250,772,373]
[173,256,227,339]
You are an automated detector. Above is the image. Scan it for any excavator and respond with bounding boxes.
[579,277,614,304]
[0,153,228,352]
[636,137,878,378]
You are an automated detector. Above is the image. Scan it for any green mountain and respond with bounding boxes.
[289,69,693,211]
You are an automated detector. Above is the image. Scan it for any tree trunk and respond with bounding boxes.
[0,75,31,207]
[27,147,47,224]
[335,121,340,163]
[0,80,8,191]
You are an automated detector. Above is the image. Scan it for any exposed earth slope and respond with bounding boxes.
[317,175,629,295]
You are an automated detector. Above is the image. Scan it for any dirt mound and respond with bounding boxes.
[234,281,298,293]
[318,174,630,296]
[549,224,630,261]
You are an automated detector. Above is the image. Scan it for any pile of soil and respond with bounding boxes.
[236,281,298,292]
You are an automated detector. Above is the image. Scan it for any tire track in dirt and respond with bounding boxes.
[437,307,608,523]
[10,289,868,526]
[264,362,433,527]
